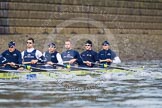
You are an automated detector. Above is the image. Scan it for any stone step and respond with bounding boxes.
[1,18,162,30]
[1,26,162,35]
[1,10,162,23]
[4,0,162,9]
[0,1,162,13]
[117,0,162,3]
[1,7,162,22]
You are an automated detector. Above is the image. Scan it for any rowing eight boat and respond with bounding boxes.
[0,67,137,79]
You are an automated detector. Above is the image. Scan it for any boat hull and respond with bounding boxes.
[0,68,133,79]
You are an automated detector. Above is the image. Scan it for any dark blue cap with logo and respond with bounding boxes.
[8,41,16,48]
[102,41,110,46]
[48,43,56,48]
[85,40,92,45]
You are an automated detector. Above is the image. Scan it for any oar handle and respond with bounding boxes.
[83,61,96,64]
[23,62,32,65]
[99,59,108,62]
[14,64,31,70]
[83,61,109,68]
[15,63,51,71]
[52,63,70,68]
[52,63,98,71]
[63,61,70,64]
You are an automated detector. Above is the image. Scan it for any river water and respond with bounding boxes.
[0,60,162,108]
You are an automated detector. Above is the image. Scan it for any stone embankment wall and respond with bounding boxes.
[0,0,162,60]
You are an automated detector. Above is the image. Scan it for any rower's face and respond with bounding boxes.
[65,41,71,50]
[8,46,15,52]
[85,44,92,50]
[26,40,34,48]
[102,45,109,50]
[48,47,55,53]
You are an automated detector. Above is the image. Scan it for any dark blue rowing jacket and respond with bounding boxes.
[1,49,22,69]
[61,50,83,65]
[0,54,7,65]
[81,50,99,67]
[98,49,116,65]
[44,51,58,63]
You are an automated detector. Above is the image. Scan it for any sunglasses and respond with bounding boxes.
[26,42,33,44]
[102,44,108,46]
[85,44,91,46]
[49,46,56,48]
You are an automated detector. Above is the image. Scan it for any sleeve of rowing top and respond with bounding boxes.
[36,50,45,63]
[38,56,45,63]
[74,50,83,65]
[56,53,63,65]
[17,50,22,64]
[113,56,121,64]
[1,50,9,64]
[1,50,7,57]
[43,52,45,57]
[42,52,47,63]
[111,51,121,64]
[35,50,43,59]
[93,51,99,62]
[21,51,24,59]
[0,54,7,64]
[98,50,105,60]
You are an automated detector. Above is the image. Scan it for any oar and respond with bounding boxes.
[25,66,62,72]
[15,64,63,73]
[100,61,138,72]
[13,63,45,72]
[108,65,137,72]
[99,59,108,62]
[15,63,102,75]
[51,63,90,70]
[22,62,101,71]
[63,61,70,64]
[22,62,44,65]
[0,68,21,73]
[62,61,97,70]
[51,63,103,73]
[22,62,32,65]
[84,61,137,72]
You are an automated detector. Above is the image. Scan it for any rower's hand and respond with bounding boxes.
[7,62,18,68]
[31,60,38,64]
[7,62,16,66]
[84,61,92,66]
[69,59,77,64]
[18,67,24,71]
[106,59,113,63]
[47,61,53,65]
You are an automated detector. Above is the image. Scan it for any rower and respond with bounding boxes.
[1,41,22,70]
[80,40,99,67]
[43,42,63,68]
[61,40,83,66]
[98,41,121,66]
[21,37,44,67]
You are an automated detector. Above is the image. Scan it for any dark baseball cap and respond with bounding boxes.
[85,40,92,45]
[102,41,110,46]
[48,43,56,48]
[8,41,16,48]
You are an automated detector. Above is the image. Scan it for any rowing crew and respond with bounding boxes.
[0,37,121,70]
